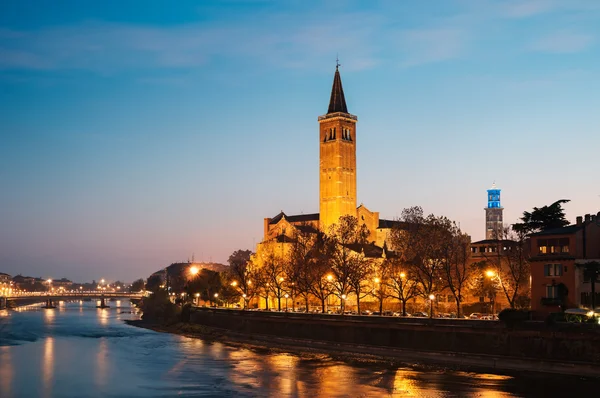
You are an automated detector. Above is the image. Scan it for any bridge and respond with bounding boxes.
[0,292,143,309]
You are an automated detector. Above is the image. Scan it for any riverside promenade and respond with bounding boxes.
[189,307,600,377]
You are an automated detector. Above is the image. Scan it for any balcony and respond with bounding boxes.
[541,297,562,306]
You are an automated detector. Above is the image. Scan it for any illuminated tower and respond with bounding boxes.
[485,183,504,239]
[319,64,357,230]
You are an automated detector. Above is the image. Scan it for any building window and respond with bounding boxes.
[546,285,557,298]
[471,247,477,253]
[544,264,563,277]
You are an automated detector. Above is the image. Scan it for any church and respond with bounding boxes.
[258,65,401,254]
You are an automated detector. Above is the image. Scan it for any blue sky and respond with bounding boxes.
[1,0,599,282]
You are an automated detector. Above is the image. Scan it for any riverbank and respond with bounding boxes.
[125,319,600,378]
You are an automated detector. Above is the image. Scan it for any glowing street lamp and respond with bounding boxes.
[284,293,289,311]
[326,274,333,281]
[486,270,496,278]
[189,266,199,276]
[428,294,435,319]
[400,272,406,279]
[374,277,380,284]
[231,281,238,287]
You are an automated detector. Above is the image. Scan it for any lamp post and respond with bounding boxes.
[486,270,497,315]
[284,293,289,312]
[428,294,435,318]
[242,293,247,310]
[214,293,219,307]
[341,294,347,314]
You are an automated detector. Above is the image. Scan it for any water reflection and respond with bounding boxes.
[43,308,55,325]
[1,301,599,398]
[95,338,108,388]
[98,309,108,326]
[0,347,13,396]
[42,337,54,398]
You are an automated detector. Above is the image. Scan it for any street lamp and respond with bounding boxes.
[242,293,247,310]
[284,293,289,311]
[189,266,199,276]
[214,293,219,307]
[326,274,333,282]
[341,294,347,314]
[400,272,406,279]
[428,294,436,318]
[486,270,497,314]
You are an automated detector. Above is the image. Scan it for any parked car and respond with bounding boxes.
[412,312,428,317]
[468,313,482,319]
[383,310,394,316]
[361,310,373,316]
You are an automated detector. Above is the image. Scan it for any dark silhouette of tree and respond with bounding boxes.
[131,279,145,292]
[187,268,222,304]
[226,249,256,308]
[145,274,163,293]
[583,261,600,311]
[513,199,570,234]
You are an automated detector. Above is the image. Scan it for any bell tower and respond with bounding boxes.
[485,183,504,239]
[319,64,357,230]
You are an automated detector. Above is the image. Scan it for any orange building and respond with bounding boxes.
[259,65,402,252]
[530,212,600,315]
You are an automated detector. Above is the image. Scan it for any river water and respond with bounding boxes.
[0,300,597,397]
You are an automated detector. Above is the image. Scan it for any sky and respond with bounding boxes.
[1,0,599,282]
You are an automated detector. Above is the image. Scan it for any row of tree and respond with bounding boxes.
[141,200,573,317]
[225,207,533,317]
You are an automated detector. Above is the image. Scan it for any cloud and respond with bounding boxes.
[499,0,559,18]
[531,31,594,53]
[395,28,467,67]
[0,12,383,73]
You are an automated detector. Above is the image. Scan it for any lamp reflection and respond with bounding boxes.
[95,338,108,388]
[0,347,13,397]
[43,308,55,325]
[42,337,54,398]
[98,309,109,326]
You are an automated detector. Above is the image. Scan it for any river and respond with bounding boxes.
[0,300,596,397]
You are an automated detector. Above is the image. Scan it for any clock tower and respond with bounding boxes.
[485,183,504,239]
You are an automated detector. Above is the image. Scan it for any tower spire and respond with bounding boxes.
[327,63,348,114]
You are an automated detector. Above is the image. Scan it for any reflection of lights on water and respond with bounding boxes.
[42,337,54,398]
[95,339,108,388]
[116,300,121,307]
[44,309,55,324]
[268,354,300,396]
[392,369,421,396]
[98,309,109,325]
[0,346,13,396]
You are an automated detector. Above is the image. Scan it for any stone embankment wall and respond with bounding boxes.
[190,308,600,364]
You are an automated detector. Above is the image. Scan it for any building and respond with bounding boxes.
[485,183,503,240]
[260,65,402,252]
[530,212,600,315]
[0,272,11,283]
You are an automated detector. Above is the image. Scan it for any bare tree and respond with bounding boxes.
[347,249,374,315]
[387,259,418,316]
[285,226,316,312]
[226,249,256,308]
[391,207,451,317]
[442,227,472,318]
[372,255,393,314]
[480,226,531,309]
[327,215,370,314]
